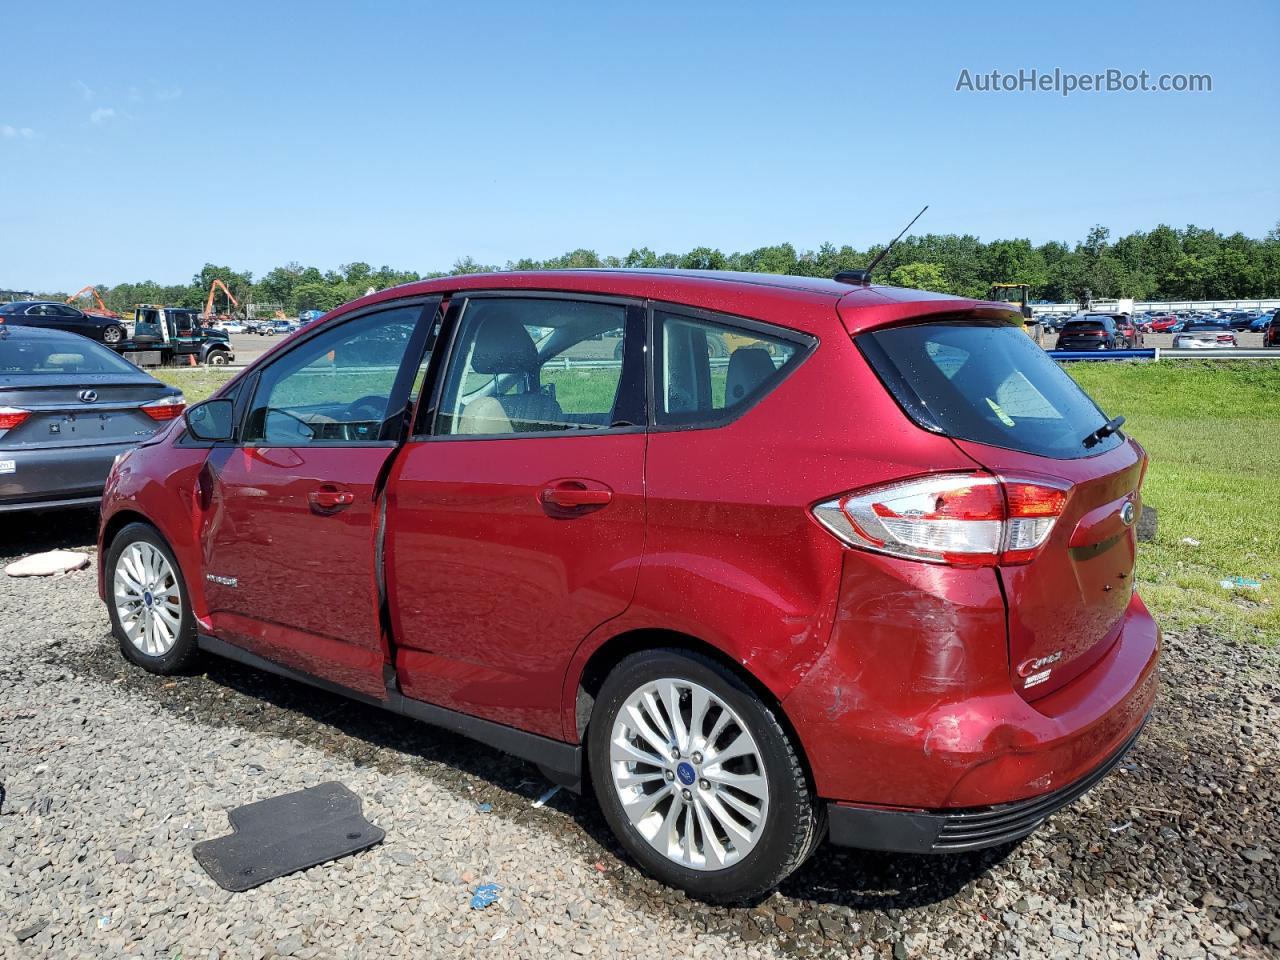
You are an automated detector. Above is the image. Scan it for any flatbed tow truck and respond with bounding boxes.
[110,305,235,367]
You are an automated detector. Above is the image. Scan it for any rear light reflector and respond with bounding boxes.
[141,394,186,421]
[813,472,1070,567]
[0,406,30,430]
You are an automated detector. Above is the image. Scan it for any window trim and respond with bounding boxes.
[646,301,818,433]
[412,291,647,443]
[236,297,440,449]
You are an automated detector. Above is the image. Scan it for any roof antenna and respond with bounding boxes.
[835,205,929,286]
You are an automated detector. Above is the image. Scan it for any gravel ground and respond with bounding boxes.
[1,511,1277,959]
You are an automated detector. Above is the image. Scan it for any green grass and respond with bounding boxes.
[152,366,237,404]
[1068,361,1279,645]
[154,359,1278,644]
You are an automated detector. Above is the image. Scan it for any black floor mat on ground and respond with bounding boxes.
[193,781,385,891]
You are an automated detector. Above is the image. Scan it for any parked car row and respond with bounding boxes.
[1054,314,1144,350]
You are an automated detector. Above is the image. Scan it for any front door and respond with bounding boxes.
[200,299,437,698]
[386,295,647,738]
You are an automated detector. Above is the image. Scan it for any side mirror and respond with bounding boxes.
[185,398,235,442]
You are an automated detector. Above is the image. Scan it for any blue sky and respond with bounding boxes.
[2,0,1276,290]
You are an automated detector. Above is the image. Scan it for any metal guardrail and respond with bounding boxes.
[1049,349,1158,361]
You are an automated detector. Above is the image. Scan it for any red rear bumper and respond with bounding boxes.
[783,553,1160,813]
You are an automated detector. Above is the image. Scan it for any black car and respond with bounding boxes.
[1056,314,1126,350]
[0,300,128,345]
[0,325,185,513]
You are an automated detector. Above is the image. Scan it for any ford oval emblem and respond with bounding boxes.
[79,389,98,403]
[1120,501,1136,526]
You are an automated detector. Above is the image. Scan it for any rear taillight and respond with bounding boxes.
[813,472,1070,567]
[0,406,30,430]
[141,394,186,421]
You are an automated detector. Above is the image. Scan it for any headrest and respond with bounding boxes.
[470,313,538,374]
[725,347,776,405]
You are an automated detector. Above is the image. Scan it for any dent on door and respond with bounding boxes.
[198,444,394,698]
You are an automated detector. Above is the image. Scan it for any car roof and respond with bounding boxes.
[0,323,90,341]
[322,268,1001,338]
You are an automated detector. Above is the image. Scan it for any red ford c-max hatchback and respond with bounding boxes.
[98,270,1159,901]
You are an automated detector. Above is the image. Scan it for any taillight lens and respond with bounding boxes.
[813,473,1070,567]
[141,394,186,421]
[0,406,31,430]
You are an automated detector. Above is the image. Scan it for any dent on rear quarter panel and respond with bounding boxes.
[783,552,1015,807]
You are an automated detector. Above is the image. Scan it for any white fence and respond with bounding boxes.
[1031,299,1280,316]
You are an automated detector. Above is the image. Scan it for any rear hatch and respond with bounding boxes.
[857,317,1146,701]
[1058,320,1107,347]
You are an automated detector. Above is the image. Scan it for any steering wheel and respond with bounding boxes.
[342,394,390,441]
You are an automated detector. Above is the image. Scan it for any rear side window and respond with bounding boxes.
[859,322,1121,459]
[654,312,804,427]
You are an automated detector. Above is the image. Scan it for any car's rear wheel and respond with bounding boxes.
[102,324,125,344]
[106,523,199,674]
[588,649,820,902]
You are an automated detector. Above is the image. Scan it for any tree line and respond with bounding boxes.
[46,222,1280,316]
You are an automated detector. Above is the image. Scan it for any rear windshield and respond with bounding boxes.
[1062,320,1106,332]
[0,338,140,375]
[859,321,1121,459]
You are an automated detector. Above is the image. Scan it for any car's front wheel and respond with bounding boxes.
[588,649,821,902]
[105,522,199,674]
[207,350,230,365]
[102,324,125,344]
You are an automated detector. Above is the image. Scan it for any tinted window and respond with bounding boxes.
[0,337,140,375]
[654,312,801,426]
[243,305,421,445]
[0,304,19,315]
[434,298,631,436]
[860,322,1121,459]
[1063,321,1106,332]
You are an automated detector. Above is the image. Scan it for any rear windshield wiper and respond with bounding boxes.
[1083,415,1125,448]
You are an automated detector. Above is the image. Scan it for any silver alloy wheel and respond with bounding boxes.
[113,541,183,657]
[609,678,770,871]
[103,325,123,343]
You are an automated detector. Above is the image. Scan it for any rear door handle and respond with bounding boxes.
[540,479,612,513]
[309,484,355,512]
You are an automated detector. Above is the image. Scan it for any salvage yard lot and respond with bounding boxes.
[0,359,1275,958]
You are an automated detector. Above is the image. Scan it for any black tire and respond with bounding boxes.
[587,648,819,903]
[206,350,229,365]
[105,522,199,675]
[102,324,125,344]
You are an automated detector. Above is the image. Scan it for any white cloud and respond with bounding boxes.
[155,85,183,102]
[1,125,36,139]
[90,108,116,125]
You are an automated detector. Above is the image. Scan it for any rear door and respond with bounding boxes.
[199,299,438,698]
[858,320,1146,701]
[384,294,647,738]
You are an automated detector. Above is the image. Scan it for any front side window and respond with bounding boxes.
[654,311,802,426]
[243,305,422,445]
[434,298,631,436]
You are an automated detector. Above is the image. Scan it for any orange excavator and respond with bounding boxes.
[202,278,241,324]
[66,285,120,319]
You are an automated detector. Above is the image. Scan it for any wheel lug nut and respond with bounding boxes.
[681,788,692,801]
[699,779,709,790]
[670,749,680,761]
[691,751,702,763]
[663,769,675,782]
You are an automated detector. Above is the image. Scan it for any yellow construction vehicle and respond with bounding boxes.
[990,283,1046,347]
